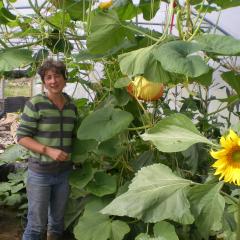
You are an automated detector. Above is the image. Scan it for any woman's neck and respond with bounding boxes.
[46,92,66,109]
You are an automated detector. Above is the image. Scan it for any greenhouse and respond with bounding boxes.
[0,0,240,240]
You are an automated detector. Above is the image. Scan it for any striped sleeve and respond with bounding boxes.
[17,99,40,141]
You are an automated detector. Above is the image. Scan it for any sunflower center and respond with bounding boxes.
[232,150,240,163]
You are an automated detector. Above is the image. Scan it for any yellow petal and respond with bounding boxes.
[210,149,227,159]
[212,158,228,169]
[220,136,230,149]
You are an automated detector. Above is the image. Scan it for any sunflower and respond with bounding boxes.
[210,130,240,186]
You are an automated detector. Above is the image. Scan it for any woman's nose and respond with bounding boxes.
[49,76,57,83]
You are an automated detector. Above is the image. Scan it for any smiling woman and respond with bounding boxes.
[16,59,78,240]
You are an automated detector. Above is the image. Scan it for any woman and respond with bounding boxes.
[17,59,78,240]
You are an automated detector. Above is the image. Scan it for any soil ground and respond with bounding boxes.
[0,207,75,240]
[0,207,22,240]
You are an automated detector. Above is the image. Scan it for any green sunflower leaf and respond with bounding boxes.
[188,182,225,240]
[141,113,213,152]
[101,163,194,224]
[221,71,240,96]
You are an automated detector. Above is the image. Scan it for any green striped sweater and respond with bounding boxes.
[17,93,78,172]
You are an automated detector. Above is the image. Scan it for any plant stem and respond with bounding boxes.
[122,24,159,41]
[237,198,240,240]
[206,98,239,117]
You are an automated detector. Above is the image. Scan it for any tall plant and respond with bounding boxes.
[0,0,240,239]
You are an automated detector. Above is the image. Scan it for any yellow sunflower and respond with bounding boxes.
[210,130,240,186]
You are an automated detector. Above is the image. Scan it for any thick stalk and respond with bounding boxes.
[237,199,240,239]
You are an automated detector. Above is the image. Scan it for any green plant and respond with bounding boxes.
[0,0,240,239]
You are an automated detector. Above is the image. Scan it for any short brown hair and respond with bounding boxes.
[38,59,68,82]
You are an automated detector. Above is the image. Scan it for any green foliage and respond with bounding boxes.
[195,34,240,56]
[1,1,240,239]
[101,164,194,224]
[0,169,26,207]
[0,144,28,165]
[69,163,95,189]
[86,172,117,197]
[154,41,210,78]
[118,46,172,83]
[189,182,225,240]
[221,71,240,96]
[0,49,33,72]
[138,0,161,20]
[77,106,133,142]
[87,11,132,54]
[50,0,91,21]
[135,221,179,240]
[73,198,130,240]
[141,113,213,152]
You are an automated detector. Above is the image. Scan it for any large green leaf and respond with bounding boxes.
[153,221,179,240]
[136,221,179,239]
[0,7,16,24]
[69,163,95,189]
[213,0,240,9]
[154,41,209,77]
[72,139,98,155]
[138,0,161,20]
[77,106,133,142]
[86,172,117,197]
[135,233,155,240]
[51,0,90,20]
[47,11,71,29]
[64,198,85,229]
[189,68,213,86]
[0,49,33,72]
[74,198,130,240]
[221,71,240,96]
[98,136,124,157]
[87,11,131,54]
[195,34,240,56]
[141,113,212,152]
[111,0,139,20]
[0,144,28,164]
[188,182,225,240]
[101,163,194,224]
[118,46,172,83]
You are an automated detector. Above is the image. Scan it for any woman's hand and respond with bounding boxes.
[45,147,69,161]
[18,137,69,161]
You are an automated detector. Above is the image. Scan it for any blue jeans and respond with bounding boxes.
[22,169,70,240]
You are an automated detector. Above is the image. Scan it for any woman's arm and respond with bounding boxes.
[18,137,68,161]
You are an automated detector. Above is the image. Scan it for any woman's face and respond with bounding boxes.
[43,69,66,95]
